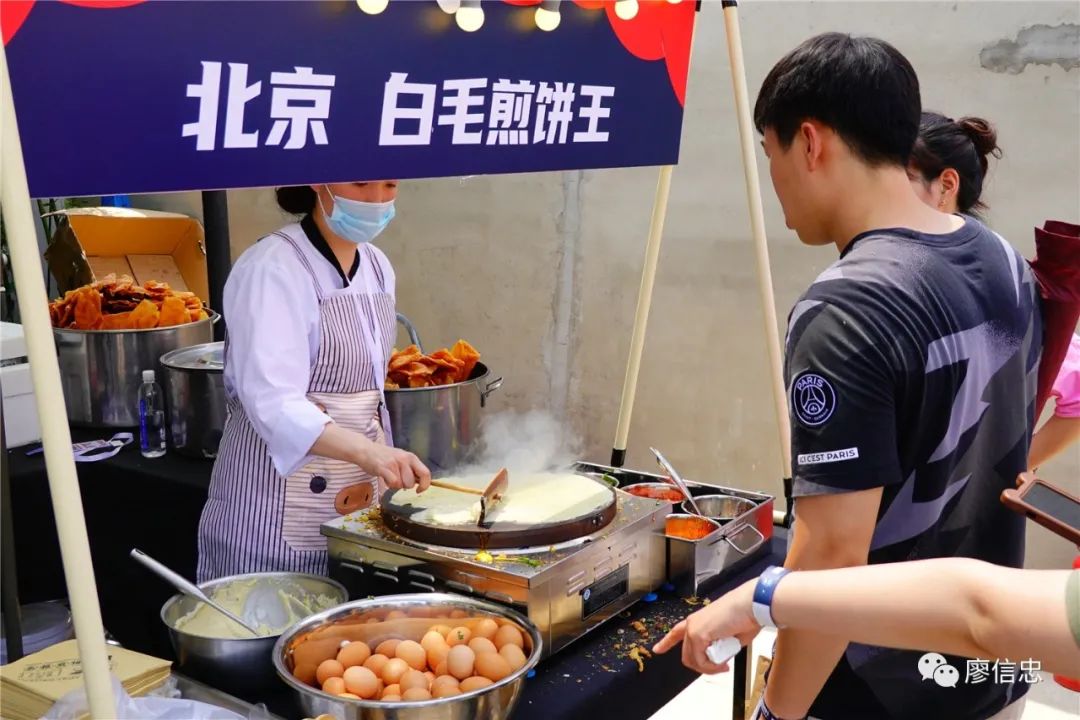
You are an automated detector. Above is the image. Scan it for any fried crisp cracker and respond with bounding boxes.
[129,299,160,329]
[73,288,104,330]
[448,339,480,382]
[101,312,133,330]
[157,296,190,327]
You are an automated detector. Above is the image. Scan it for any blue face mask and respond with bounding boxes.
[319,187,396,244]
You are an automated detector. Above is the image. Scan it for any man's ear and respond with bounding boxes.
[801,121,827,172]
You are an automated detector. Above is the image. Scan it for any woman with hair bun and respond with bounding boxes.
[197,181,431,581]
[908,112,1001,218]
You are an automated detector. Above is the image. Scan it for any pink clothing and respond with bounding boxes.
[1050,334,1080,418]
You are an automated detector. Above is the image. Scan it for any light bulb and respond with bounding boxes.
[666,0,683,4]
[456,4,484,31]
[435,0,461,12]
[356,0,389,14]
[535,6,560,31]
[614,0,638,20]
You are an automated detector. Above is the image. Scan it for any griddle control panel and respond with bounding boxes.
[581,564,629,620]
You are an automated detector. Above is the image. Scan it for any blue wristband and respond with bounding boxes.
[758,698,805,720]
[751,565,791,628]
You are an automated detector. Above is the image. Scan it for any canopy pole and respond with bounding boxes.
[202,190,231,342]
[1,46,117,717]
[720,1,792,490]
[611,165,674,467]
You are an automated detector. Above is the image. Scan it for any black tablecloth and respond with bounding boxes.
[6,435,784,719]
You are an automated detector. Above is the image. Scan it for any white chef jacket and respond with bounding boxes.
[222,222,395,477]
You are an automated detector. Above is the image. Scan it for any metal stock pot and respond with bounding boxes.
[160,341,227,458]
[54,312,218,428]
[384,362,502,475]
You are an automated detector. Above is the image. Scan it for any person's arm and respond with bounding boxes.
[655,561,1080,677]
[1029,415,1080,469]
[224,247,428,490]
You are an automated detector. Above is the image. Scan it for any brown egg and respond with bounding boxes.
[446,645,476,680]
[432,684,462,698]
[425,643,447,669]
[449,609,469,619]
[316,659,345,685]
[363,653,390,676]
[292,662,318,686]
[468,637,497,656]
[474,618,499,640]
[447,626,472,646]
[381,695,402,702]
[375,639,401,657]
[494,624,524,650]
[395,640,427,670]
[337,641,372,669]
[431,675,459,693]
[424,671,436,687]
[431,624,453,638]
[460,676,494,692]
[475,652,512,682]
[386,610,408,620]
[343,666,379,699]
[365,617,380,624]
[402,687,432,701]
[499,644,528,671]
[399,669,429,693]
[381,657,410,685]
[434,660,449,677]
[382,683,401,698]
[421,630,447,653]
[322,677,346,696]
[338,692,361,700]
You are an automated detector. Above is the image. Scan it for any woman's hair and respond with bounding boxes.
[910,112,1002,217]
[275,186,317,215]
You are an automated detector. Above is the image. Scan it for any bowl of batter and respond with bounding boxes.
[161,572,347,694]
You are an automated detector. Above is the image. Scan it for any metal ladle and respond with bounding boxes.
[650,447,704,516]
[130,548,260,637]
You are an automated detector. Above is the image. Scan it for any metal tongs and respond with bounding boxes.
[650,447,704,516]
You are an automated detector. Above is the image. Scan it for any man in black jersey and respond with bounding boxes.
[657,33,1040,720]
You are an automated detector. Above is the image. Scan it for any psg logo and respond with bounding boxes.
[792,372,837,426]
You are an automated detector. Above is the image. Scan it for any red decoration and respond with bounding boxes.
[4,0,146,46]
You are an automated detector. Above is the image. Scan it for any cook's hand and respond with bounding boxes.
[652,579,760,674]
[357,442,431,492]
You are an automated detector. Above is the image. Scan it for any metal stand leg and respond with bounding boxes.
[201,190,232,342]
[0,383,25,662]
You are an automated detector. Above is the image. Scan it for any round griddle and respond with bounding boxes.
[379,475,617,549]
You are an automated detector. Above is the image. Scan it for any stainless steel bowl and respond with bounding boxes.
[161,572,347,695]
[274,593,542,720]
[681,494,756,524]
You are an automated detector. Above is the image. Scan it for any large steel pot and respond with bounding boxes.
[274,593,542,720]
[385,362,501,475]
[160,342,227,458]
[54,312,217,428]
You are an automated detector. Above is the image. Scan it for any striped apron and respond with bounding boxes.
[196,229,395,581]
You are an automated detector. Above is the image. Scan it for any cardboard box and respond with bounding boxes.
[1,322,41,448]
[43,207,208,302]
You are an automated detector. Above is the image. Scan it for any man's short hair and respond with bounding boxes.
[754,33,921,167]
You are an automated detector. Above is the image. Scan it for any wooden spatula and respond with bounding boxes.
[478,468,509,527]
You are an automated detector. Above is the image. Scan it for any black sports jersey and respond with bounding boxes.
[784,218,1042,720]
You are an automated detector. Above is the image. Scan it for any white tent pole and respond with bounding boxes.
[611,164,674,467]
[1,46,117,717]
[720,1,793,485]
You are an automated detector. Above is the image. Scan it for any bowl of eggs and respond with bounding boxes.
[273,593,542,720]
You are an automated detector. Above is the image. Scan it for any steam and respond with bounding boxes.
[463,410,580,476]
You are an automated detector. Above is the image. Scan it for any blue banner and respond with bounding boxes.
[4,0,693,198]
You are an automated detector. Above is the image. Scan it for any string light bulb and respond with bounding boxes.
[666,0,683,4]
[614,0,638,20]
[435,0,461,12]
[535,0,561,31]
[456,0,484,31]
[356,0,390,14]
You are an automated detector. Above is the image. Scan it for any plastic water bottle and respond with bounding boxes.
[138,369,167,458]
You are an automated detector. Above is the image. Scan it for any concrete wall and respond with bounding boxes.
[136,1,1080,568]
